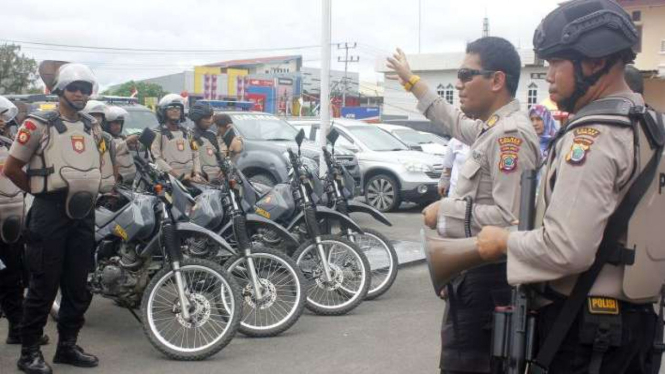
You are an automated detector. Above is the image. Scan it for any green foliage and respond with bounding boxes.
[0,44,39,94]
[103,81,168,105]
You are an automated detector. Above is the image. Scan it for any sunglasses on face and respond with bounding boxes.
[166,106,181,111]
[457,68,498,83]
[65,82,93,95]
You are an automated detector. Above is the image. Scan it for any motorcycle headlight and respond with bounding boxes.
[400,160,433,173]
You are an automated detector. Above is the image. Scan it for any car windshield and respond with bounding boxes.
[421,132,449,146]
[123,108,160,135]
[231,114,299,141]
[392,129,434,145]
[348,126,409,151]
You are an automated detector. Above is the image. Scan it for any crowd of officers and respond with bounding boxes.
[0,64,243,374]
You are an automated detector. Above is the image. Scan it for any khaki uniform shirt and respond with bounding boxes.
[150,128,201,176]
[417,90,541,238]
[219,135,244,164]
[507,92,643,303]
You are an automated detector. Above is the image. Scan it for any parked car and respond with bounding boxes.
[221,112,361,190]
[419,131,450,148]
[289,118,443,212]
[375,123,447,156]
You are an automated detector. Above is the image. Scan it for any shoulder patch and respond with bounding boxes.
[565,137,594,165]
[498,136,522,173]
[24,121,37,131]
[574,127,601,138]
[17,129,30,145]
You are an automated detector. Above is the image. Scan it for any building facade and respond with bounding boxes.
[618,0,665,111]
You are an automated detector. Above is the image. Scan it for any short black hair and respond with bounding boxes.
[466,37,521,97]
[214,113,233,127]
[624,64,644,94]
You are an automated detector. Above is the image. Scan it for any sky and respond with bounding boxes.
[1,0,563,90]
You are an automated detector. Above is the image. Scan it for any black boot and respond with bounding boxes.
[17,345,52,374]
[7,324,50,345]
[53,338,98,368]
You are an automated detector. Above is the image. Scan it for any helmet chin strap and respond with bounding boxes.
[557,58,616,113]
[62,95,85,111]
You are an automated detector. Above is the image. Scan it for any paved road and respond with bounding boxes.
[0,264,444,374]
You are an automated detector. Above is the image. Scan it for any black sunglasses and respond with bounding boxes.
[457,68,498,83]
[65,82,93,95]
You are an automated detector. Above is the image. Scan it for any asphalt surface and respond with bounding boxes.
[0,204,446,374]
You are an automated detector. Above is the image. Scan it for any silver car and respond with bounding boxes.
[289,118,444,212]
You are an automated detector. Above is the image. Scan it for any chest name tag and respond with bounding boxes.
[588,297,620,315]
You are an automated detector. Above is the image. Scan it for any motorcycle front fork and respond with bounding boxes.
[244,248,264,300]
[172,261,192,321]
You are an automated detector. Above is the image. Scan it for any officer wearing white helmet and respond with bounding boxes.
[3,62,101,373]
[0,96,50,348]
[104,106,137,184]
[150,94,204,183]
[81,100,116,193]
[478,1,665,372]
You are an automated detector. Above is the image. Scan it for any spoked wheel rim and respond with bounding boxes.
[296,240,367,310]
[366,178,395,211]
[227,253,302,331]
[354,232,395,294]
[147,265,236,353]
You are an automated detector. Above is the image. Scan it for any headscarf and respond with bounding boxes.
[529,104,558,157]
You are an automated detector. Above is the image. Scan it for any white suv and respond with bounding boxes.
[289,118,444,212]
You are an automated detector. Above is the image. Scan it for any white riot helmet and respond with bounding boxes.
[52,63,99,111]
[81,100,109,119]
[0,96,18,123]
[157,93,186,124]
[104,106,129,134]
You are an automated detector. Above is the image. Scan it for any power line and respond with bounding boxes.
[337,42,359,106]
[0,38,322,54]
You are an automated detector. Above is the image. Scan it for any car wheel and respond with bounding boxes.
[248,172,276,187]
[364,174,401,212]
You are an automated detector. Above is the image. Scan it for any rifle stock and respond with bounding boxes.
[492,169,538,374]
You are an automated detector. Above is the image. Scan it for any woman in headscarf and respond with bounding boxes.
[529,104,558,158]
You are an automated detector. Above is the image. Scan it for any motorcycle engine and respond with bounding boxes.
[92,244,147,308]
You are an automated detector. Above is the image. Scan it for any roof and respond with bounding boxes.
[288,117,374,128]
[375,49,541,73]
[205,55,302,68]
[375,123,412,131]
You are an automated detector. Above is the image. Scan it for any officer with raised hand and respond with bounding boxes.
[214,113,243,163]
[103,106,137,185]
[387,37,540,374]
[81,100,116,193]
[477,1,664,373]
[3,62,101,374]
[189,101,222,181]
[0,96,49,347]
[150,94,205,183]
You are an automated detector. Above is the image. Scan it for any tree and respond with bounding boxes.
[103,81,168,105]
[0,44,39,95]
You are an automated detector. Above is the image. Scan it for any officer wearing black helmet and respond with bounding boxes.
[150,94,205,183]
[477,1,665,373]
[188,102,222,181]
[4,62,102,373]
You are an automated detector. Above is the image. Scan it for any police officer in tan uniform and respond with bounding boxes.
[478,1,663,373]
[150,94,204,183]
[104,106,137,185]
[189,102,222,181]
[3,63,101,374]
[387,37,540,374]
[214,113,243,163]
[82,100,116,193]
[0,96,49,347]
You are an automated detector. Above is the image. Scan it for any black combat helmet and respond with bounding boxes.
[188,101,214,124]
[533,0,638,111]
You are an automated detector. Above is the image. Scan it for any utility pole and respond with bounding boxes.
[320,0,331,177]
[418,0,422,53]
[483,8,489,37]
[337,42,359,107]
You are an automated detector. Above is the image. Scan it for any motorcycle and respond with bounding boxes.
[51,134,242,361]
[182,129,306,337]
[320,128,398,300]
[244,129,371,315]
